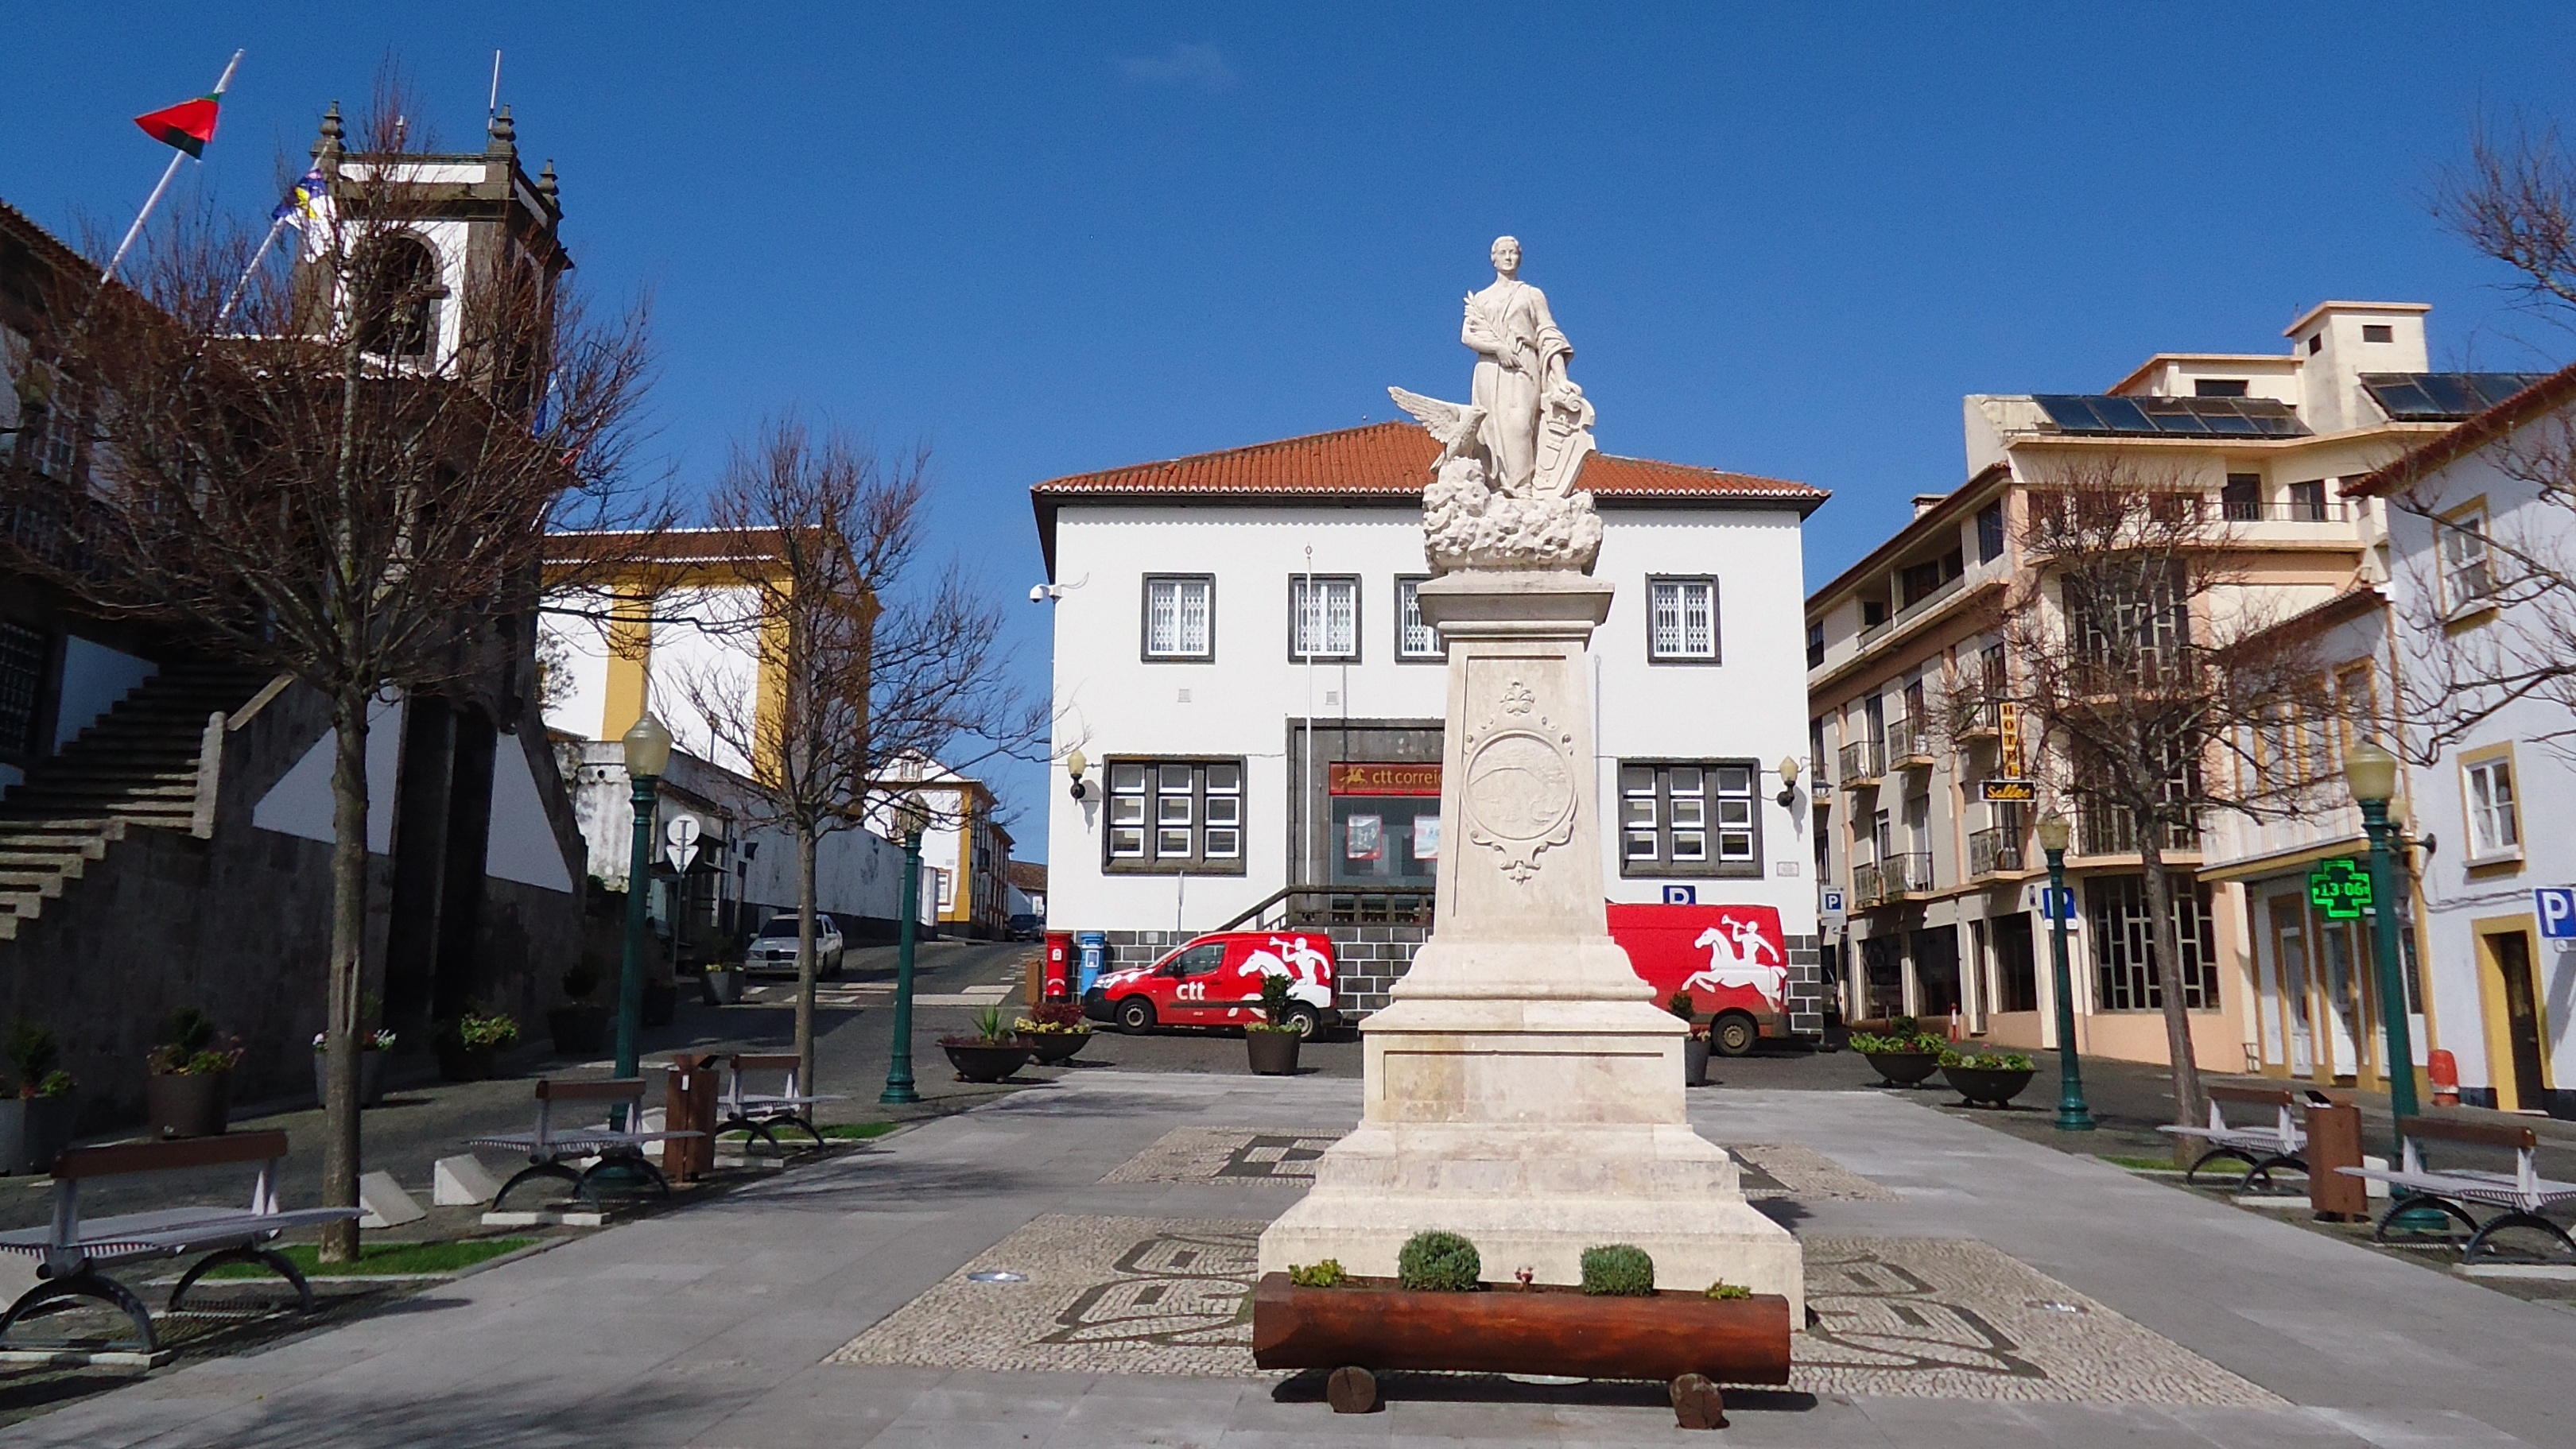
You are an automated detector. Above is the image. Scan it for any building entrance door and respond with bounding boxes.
[2487,930,2547,1112]
[2271,900,2313,1077]
[2318,919,2362,1082]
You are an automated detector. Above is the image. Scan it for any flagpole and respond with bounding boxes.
[214,215,289,327]
[100,49,243,285]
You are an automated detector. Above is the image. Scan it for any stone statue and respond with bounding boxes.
[1390,237,1602,575]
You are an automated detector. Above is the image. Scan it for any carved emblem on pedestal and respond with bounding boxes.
[1461,676,1577,881]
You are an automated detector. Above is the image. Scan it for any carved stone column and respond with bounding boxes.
[1258,571,1802,1315]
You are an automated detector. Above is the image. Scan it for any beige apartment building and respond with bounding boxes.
[1806,301,2519,1069]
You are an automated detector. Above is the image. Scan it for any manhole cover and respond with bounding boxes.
[967,1271,1028,1284]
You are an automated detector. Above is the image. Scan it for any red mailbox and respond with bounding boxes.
[1043,932,1074,1001]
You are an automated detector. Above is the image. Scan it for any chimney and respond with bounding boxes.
[1911,494,1947,518]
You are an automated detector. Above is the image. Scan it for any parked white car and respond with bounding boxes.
[747,912,846,978]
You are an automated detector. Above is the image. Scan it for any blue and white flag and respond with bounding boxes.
[272,168,332,231]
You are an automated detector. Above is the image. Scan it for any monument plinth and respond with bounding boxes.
[1257,241,1801,1314]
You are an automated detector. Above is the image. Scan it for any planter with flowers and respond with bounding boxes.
[1938,1048,2035,1107]
[436,1007,521,1083]
[1016,1000,1093,1065]
[312,1027,397,1109]
[1245,974,1303,1076]
[941,1006,1034,1083]
[1848,1017,1946,1087]
[1670,991,1711,1086]
[550,959,613,1052]
[0,1021,77,1173]
[146,1006,243,1139]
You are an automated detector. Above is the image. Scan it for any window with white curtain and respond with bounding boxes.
[1143,575,1214,661]
[1105,758,1244,873]
[2463,754,2520,860]
[1289,575,1360,662]
[1647,576,1719,662]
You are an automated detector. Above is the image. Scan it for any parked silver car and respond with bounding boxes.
[747,912,846,978]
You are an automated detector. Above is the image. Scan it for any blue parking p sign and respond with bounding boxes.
[2539,888,2576,940]
[1662,884,1697,905]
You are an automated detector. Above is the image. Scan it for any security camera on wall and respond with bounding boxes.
[1029,584,1048,603]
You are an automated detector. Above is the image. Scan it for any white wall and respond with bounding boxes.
[649,586,762,778]
[252,693,405,853]
[1043,501,1818,941]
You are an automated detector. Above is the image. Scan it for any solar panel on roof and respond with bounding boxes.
[2361,372,2551,421]
[2033,393,2308,438]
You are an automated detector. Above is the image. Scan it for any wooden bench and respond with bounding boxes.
[0,1131,361,1354]
[2339,1115,2576,1261]
[718,1053,846,1151]
[466,1079,703,1211]
[2158,1085,2312,1191]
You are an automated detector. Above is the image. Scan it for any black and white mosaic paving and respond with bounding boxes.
[1100,1126,1899,1202]
[830,1214,2279,1404]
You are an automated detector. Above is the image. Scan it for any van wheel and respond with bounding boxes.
[1711,1013,1759,1057]
[1286,1006,1321,1040]
[1117,998,1157,1034]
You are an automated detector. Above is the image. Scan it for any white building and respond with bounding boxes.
[1033,421,1829,1021]
[2349,362,2576,1118]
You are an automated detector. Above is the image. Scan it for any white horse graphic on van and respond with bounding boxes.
[1682,917,1787,1010]
[1235,934,1333,1008]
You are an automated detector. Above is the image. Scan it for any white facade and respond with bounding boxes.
[1042,487,1821,947]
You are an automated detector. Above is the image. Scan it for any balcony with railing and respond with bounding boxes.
[2076,808,2200,858]
[1852,853,1932,906]
[1957,695,2003,740]
[1968,825,2025,878]
[1885,719,1934,770]
[1850,859,1883,908]
[1838,739,1885,790]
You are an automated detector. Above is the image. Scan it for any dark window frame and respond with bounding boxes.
[1616,757,1763,879]
[1644,575,1722,665]
[1139,574,1216,664]
[1393,575,1445,663]
[1100,755,1248,876]
[1976,501,2006,564]
[1286,573,1363,664]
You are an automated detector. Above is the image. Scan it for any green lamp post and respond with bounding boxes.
[2344,738,2420,1138]
[2035,809,2094,1131]
[879,795,929,1106]
[614,712,673,1127]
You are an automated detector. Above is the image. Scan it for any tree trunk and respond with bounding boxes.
[795,822,819,1096]
[2136,822,2206,1161]
[319,687,371,1263]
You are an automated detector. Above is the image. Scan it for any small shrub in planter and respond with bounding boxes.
[437,1007,520,1082]
[1670,991,1712,1086]
[550,959,613,1052]
[1705,1280,1752,1300]
[146,1007,243,1139]
[1014,1000,1092,1065]
[939,1006,1034,1083]
[1396,1230,1482,1292]
[1,1021,76,1173]
[1287,1259,1347,1288]
[312,1026,396,1108]
[1581,1244,1656,1296]
[1245,974,1303,1076]
[1848,1029,1946,1087]
[1938,1048,2036,1107]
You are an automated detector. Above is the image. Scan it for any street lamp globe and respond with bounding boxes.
[2345,737,2399,806]
[622,712,673,780]
[2035,810,2072,854]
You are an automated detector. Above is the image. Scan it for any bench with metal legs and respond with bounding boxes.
[2342,1117,2576,1263]
[2159,1085,2313,1192]
[0,1131,360,1356]
[468,1078,702,1212]
[719,1053,847,1152]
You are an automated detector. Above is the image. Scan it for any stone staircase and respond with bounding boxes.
[0,662,277,940]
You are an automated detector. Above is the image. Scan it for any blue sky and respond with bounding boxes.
[6,4,2574,853]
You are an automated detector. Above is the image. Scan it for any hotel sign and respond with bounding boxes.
[1329,762,1441,796]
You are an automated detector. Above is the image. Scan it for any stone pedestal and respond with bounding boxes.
[1258,571,1802,1316]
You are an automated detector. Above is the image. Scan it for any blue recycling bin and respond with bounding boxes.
[1076,932,1108,995]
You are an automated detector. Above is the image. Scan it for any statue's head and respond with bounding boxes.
[1490,235,1520,275]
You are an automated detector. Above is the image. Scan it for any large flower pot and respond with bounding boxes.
[1026,1032,1092,1066]
[147,1071,230,1139]
[436,1040,500,1083]
[1942,1064,2035,1108]
[642,982,680,1028]
[700,968,746,1007]
[1863,1051,1942,1087]
[1246,1029,1302,1076]
[312,1050,388,1109]
[548,1004,611,1055]
[1682,1037,1712,1087]
[939,1040,1033,1083]
[0,1099,21,1176]
[21,1094,76,1174]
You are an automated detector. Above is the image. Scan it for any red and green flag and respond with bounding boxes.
[133,91,224,158]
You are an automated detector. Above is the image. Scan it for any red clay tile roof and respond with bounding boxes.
[1030,421,1823,570]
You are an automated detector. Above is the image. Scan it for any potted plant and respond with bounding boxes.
[1939,1048,2036,1107]
[1670,991,1711,1087]
[0,1021,76,1174]
[1254,1232,1792,1423]
[550,958,614,1052]
[1015,999,1093,1065]
[312,1025,396,1109]
[146,1006,242,1139]
[701,951,747,1007]
[436,1006,521,1082]
[1849,1015,1945,1087]
[1245,974,1303,1076]
[939,1006,1034,1083]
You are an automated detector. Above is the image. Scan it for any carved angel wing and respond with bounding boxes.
[1387,385,1484,464]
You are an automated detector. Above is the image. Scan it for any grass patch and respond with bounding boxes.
[2101,1153,2198,1172]
[200,1238,535,1279]
[712,1121,898,1144]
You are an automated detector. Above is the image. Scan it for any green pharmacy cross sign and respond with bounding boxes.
[2308,858,2374,920]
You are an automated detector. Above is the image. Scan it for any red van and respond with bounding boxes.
[1083,932,1338,1038]
[1605,903,1790,1056]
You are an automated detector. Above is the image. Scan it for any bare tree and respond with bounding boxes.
[0,86,659,1261]
[672,418,1039,1094]
[1961,459,2332,1141]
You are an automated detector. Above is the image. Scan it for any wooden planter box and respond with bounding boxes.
[1252,1273,1790,1428]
